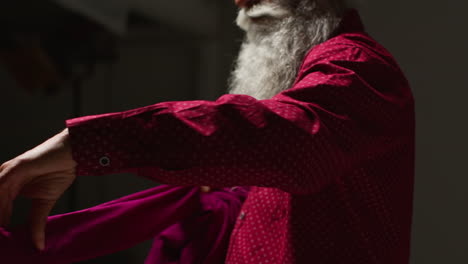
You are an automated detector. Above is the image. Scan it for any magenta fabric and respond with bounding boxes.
[65,9,415,264]
[0,185,248,263]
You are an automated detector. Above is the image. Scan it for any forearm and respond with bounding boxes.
[66,94,348,194]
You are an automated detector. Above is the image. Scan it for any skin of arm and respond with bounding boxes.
[0,129,76,251]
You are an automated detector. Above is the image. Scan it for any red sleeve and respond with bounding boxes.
[66,43,414,195]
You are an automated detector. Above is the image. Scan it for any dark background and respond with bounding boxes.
[0,0,467,263]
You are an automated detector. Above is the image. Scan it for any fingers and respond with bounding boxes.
[0,164,14,228]
[200,186,211,193]
[0,200,13,227]
[0,198,12,227]
[29,199,56,251]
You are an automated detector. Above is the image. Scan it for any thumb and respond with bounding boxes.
[29,199,55,251]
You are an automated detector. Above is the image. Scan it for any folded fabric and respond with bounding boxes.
[0,185,249,264]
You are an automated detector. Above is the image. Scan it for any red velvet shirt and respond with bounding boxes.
[67,10,415,264]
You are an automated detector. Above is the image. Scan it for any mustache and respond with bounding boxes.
[237,3,291,31]
[243,3,290,19]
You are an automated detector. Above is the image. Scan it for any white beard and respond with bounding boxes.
[229,0,343,100]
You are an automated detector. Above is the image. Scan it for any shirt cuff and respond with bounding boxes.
[66,113,129,176]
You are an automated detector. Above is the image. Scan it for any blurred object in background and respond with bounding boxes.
[0,32,62,94]
[0,0,121,94]
[55,0,130,35]
[0,0,220,95]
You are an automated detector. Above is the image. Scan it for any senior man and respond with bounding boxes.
[0,0,415,263]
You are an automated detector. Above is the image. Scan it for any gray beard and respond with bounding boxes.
[228,2,343,100]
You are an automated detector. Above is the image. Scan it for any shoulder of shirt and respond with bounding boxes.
[296,31,404,78]
[305,31,395,64]
[288,30,411,94]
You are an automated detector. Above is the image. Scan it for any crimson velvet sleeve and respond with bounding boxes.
[66,37,413,195]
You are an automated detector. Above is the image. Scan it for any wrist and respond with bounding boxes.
[61,128,77,168]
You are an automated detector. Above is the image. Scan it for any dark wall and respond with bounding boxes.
[357,1,468,263]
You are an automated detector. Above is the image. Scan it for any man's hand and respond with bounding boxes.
[0,129,77,251]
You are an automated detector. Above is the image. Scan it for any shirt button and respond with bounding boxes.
[239,211,246,220]
[99,156,111,167]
